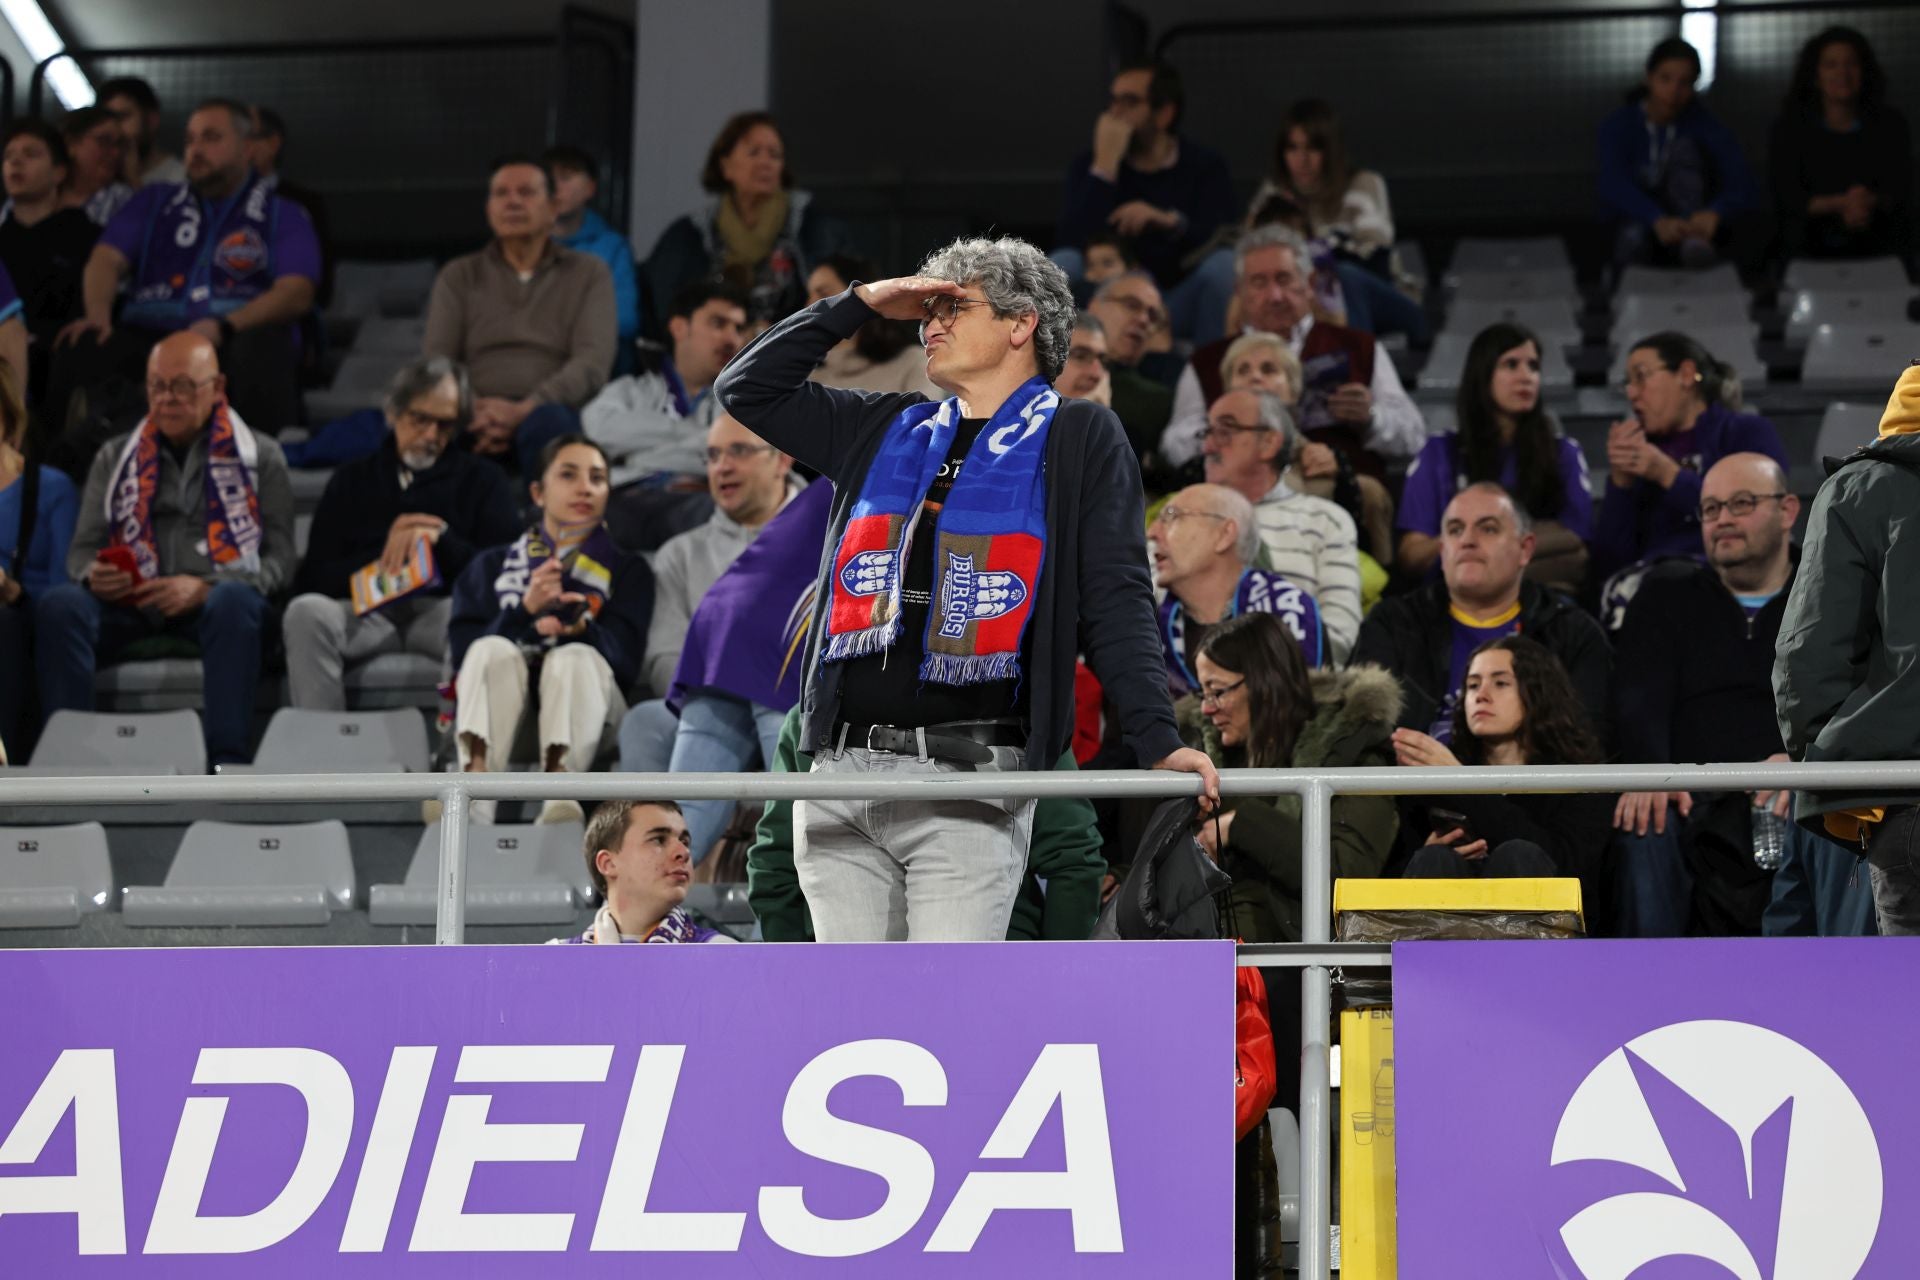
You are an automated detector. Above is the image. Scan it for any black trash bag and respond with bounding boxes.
[1095,796,1232,940]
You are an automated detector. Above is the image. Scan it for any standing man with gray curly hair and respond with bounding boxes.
[718,235,1219,942]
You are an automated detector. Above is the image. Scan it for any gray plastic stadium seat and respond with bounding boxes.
[1783,256,1910,294]
[0,823,113,927]
[1800,324,1920,392]
[368,821,587,925]
[1784,289,1916,346]
[289,466,334,510]
[31,708,203,774]
[92,659,205,713]
[122,820,355,926]
[1418,332,1572,395]
[1813,402,1885,462]
[1445,267,1576,302]
[328,260,391,321]
[351,315,428,354]
[1616,263,1744,299]
[342,653,445,711]
[1437,297,1581,347]
[685,883,754,926]
[252,707,432,774]
[1447,237,1570,278]
[306,353,410,421]
[295,512,314,558]
[375,259,438,316]
[1610,293,1753,347]
[1608,325,1767,390]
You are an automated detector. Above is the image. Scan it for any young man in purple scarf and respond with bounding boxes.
[717,235,1217,942]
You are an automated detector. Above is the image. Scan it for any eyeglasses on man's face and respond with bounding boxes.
[1106,292,1168,331]
[146,376,219,402]
[399,406,460,432]
[705,442,777,467]
[1198,677,1246,707]
[919,295,995,326]
[1066,345,1110,368]
[1197,419,1274,448]
[1152,504,1231,529]
[1698,491,1787,522]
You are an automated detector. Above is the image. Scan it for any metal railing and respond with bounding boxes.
[2,757,1914,1280]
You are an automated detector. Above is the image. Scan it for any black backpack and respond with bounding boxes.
[1097,796,1234,941]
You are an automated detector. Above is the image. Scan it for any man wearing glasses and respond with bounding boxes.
[1086,271,1175,459]
[35,332,295,765]
[717,235,1218,942]
[281,356,520,712]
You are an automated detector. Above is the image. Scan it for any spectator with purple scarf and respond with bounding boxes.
[48,99,320,456]
[550,800,735,944]
[35,332,294,765]
[716,235,1218,942]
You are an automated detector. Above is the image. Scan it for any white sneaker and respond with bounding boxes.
[469,799,498,825]
[537,798,584,825]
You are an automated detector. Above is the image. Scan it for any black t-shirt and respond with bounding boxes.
[836,418,1026,730]
[0,207,98,345]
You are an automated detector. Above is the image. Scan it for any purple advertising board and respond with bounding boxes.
[1396,938,1907,1278]
[0,941,1234,1275]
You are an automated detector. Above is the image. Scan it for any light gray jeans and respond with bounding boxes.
[284,593,450,711]
[795,742,1036,941]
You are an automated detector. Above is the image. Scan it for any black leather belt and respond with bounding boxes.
[836,719,1024,765]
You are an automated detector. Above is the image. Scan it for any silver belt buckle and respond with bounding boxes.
[865,725,890,754]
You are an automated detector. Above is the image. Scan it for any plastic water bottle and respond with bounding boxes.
[1752,802,1790,871]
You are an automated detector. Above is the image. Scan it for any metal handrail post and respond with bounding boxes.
[433,783,469,945]
[1298,778,1334,1280]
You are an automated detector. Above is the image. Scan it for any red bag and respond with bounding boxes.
[1235,964,1278,1140]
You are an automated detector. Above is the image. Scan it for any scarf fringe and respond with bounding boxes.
[920,649,1022,686]
[822,614,900,663]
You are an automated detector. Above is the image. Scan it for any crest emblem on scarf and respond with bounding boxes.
[213,228,268,276]
[937,552,1028,638]
[838,549,896,597]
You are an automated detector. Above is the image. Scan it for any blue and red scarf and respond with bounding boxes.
[824,378,1057,685]
[106,400,262,582]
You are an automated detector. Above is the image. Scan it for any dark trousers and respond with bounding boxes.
[0,603,36,761]
[34,580,271,766]
[43,323,300,476]
[1405,839,1558,878]
[1865,806,1920,936]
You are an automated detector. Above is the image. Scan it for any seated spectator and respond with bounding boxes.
[1393,637,1613,905]
[1202,388,1361,661]
[1178,611,1400,940]
[0,362,77,759]
[1150,483,1326,695]
[47,99,321,454]
[424,156,616,476]
[1612,452,1806,937]
[1598,38,1759,270]
[35,333,294,766]
[247,107,334,309]
[1243,99,1426,341]
[805,253,937,397]
[1596,331,1787,582]
[1055,60,1236,344]
[1355,482,1610,743]
[59,107,132,227]
[750,704,1106,941]
[1085,271,1173,460]
[98,76,185,188]
[283,358,520,711]
[446,436,651,825]
[1055,312,1112,406]
[643,111,841,333]
[1161,225,1425,478]
[552,800,734,944]
[1081,230,1136,290]
[1770,26,1912,263]
[546,144,639,366]
[616,413,802,857]
[1398,323,1594,592]
[0,120,99,398]
[583,280,747,549]
[1219,329,1394,569]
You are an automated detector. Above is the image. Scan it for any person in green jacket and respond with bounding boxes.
[748,706,1108,940]
[1776,362,1920,934]
[1175,611,1401,943]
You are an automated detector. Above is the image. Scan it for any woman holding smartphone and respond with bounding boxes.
[1391,636,1614,901]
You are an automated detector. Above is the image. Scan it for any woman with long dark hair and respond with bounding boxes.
[643,111,844,333]
[803,253,938,397]
[1597,37,1759,269]
[1596,330,1786,576]
[1392,636,1614,899]
[1184,611,1401,942]
[1769,26,1912,261]
[1396,323,1594,589]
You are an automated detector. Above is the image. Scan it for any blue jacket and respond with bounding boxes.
[448,534,654,690]
[1593,402,1787,575]
[1597,99,1759,226]
[560,208,639,351]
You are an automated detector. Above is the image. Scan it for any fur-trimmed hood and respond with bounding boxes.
[1182,662,1404,768]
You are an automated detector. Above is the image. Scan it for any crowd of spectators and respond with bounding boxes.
[0,22,1911,952]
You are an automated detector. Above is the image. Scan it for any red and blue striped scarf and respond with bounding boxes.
[106,399,262,581]
[824,378,1057,685]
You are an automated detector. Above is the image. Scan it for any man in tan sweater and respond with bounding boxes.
[423,156,617,473]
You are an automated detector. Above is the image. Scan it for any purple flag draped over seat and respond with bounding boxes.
[669,479,833,714]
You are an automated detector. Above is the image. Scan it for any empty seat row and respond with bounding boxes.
[0,708,433,778]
